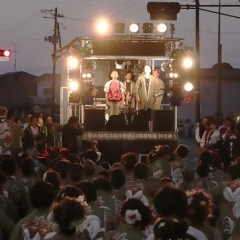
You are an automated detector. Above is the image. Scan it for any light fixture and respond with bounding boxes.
[129,23,139,33]
[68,57,79,69]
[184,82,194,92]
[82,72,92,79]
[168,72,179,79]
[156,23,167,33]
[69,80,79,91]
[114,23,125,34]
[96,20,109,35]
[182,57,194,69]
[142,22,153,34]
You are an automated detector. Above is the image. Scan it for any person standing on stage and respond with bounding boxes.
[152,69,165,110]
[123,71,137,114]
[136,65,160,110]
[104,69,125,118]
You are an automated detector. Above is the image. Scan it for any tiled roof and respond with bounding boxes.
[200,68,240,79]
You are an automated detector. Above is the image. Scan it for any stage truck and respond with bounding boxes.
[57,35,183,162]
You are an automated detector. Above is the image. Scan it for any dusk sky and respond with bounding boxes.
[1,0,240,76]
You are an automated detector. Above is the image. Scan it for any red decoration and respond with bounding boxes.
[184,95,193,103]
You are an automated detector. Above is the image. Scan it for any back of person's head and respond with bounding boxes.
[226,164,240,181]
[54,160,71,179]
[68,163,83,182]
[20,158,35,177]
[154,218,189,240]
[148,145,171,164]
[110,168,125,190]
[93,178,112,193]
[0,156,16,176]
[196,163,210,178]
[160,177,175,187]
[234,123,240,136]
[111,162,124,171]
[82,150,98,163]
[99,162,111,172]
[58,148,69,159]
[154,186,188,219]
[68,116,78,125]
[144,177,162,200]
[98,170,110,179]
[43,170,61,192]
[76,181,97,203]
[121,152,139,172]
[187,190,211,225]
[57,186,84,202]
[66,154,80,164]
[199,150,213,166]
[83,159,95,177]
[7,109,15,120]
[51,197,86,235]
[134,163,148,180]
[30,181,54,208]
[175,145,189,159]
[120,198,152,230]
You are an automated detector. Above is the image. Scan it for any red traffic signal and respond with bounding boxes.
[0,50,11,57]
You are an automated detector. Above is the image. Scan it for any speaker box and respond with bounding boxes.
[152,110,175,131]
[84,109,105,131]
[105,115,127,131]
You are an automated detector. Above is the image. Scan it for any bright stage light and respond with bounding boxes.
[173,73,179,78]
[129,23,139,33]
[184,82,194,91]
[86,73,92,78]
[157,23,167,33]
[68,57,79,69]
[96,20,109,34]
[69,80,79,91]
[182,57,194,69]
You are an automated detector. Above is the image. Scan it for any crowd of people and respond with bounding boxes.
[1,105,240,239]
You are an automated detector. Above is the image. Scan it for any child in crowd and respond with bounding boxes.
[110,168,125,197]
[148,145,171,180]
[103,198,152,239]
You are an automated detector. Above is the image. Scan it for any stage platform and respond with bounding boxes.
[82,131,179,164]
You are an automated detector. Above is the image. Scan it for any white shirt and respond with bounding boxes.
[200,129,220,148]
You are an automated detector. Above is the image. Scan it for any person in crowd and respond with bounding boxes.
[76,181,117,239]
[152,68,165,109]
[219,117,232,136]
[53,159,71,186]
[47,197,89,240]
[111,162,124,171]
[9,181,56,240]
[93,178,122,215]
[22,113,32,130]
[186,190,222,240]
[184,119,194,138]
[62,116,84,154]
[115,163,148,205]
[120,151,139,182]
[153,186,208,240]
[160,177,175,187]
[81,140,102,163]
[122,71,137,114]
[136,65,161,110]
[195,117,209,154]
[153,218,189,240]
[148,145,171,180]
[37,112,44,127]
[0,170,19,223]
[68,163,83,186]
[110,168,125,197]
[103,198,152,239]
[0,208,15,240]
[82,159,96,182]
[56,185,85,203]
[0,156,30,219]
[99,161,111,172]
[200,118,220,150]
[14,117,24,128]
[43,170,63,201]
[170,144,192,186]
[41,115,63,148]
[98,170,110,180]
[232,123,240,158]
[104,69,125,118]
[6,110,24,157]
[17,157,37,193]
[210,164,240,240]
[22,115,47,153]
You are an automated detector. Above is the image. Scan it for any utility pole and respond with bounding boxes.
[42,8,64,117]
[12,43,19,72]
[195,0,200,124]
[217,0,222,120]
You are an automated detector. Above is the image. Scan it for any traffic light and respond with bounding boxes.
[147,2,181,20]
[0,50,11,57]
